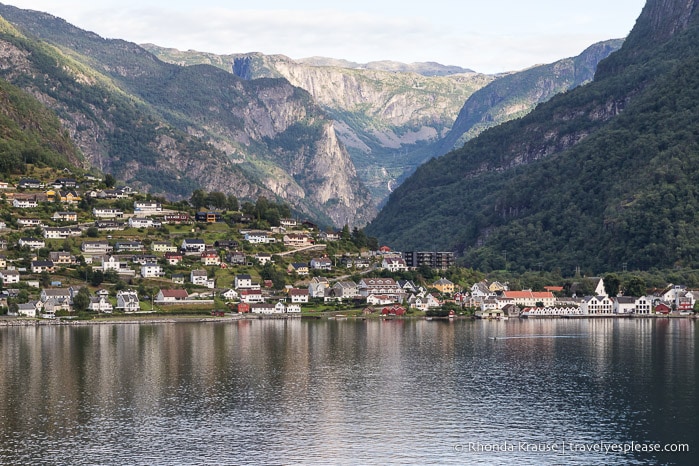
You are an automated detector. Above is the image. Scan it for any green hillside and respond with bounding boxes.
[366,0,699,274]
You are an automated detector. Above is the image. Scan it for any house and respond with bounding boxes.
[579,296,614,315]
[81,241,112,255]
[13,198,38,208]
[141,263,164,278]
[501,290,556,308]
[244,231,275,244]
[190,269,209,286]
[287,263,309,276]
[318,231,340,242]
[286,304,302,313]
[134,201,162,213]
[367,295,397,306]
[283,233,313,247]
[409,293,441,311]
[398,280,420,294]
[221,289,238,301]
[0,256,6,268]
[53,178,78,189]
[381,305,406,316]
[358,278,401,300]
[40,288,73,303]
[308,277,330,298]
[226,251,247,265]
[433,278,455,294]
[151,241,177,253]
[254,253,272,265]
[165,251,184,265]
[613,296,637,314]
[163,213,191,224]
[382,257,408,272]
[114,241,143,253]
[181,238,207,254]
[88,296,113,313]
[43,227,82,239]
[17,218,43,228]
[214,240,239,250]
[201,250,221,266]
[17,178,42,189]
[655,303,672,315]
[95,220,125,231]
[235,274,254,290]
[288,288,309,304]
[42,297,71,317]
[116,290,140,312]
[58,190,81,204]
[31,260,55,274]
[470,282,496,299]
[18,238,45,251]
[240,289,265,304]
[0,270,20,284]
[128,217,159,229]
[172,274,185,284]
[250,302,285,314]
[310,257,332,270]
[635,296,653,315]
[155,289,189,303]
[331,281,359,300]
[52,211,78,222]
[95,255,134,275]
[280,218,298,228]
[93,208,124,218]
[17,301,40,318]
[194,211,222,223]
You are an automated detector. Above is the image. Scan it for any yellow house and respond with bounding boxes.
[433,277,455,294]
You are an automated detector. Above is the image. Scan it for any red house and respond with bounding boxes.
[237,303,250,313]
[654,303,671,315]
[381,306,406,316]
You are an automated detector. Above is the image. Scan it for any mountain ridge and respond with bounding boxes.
[366,0,699,273]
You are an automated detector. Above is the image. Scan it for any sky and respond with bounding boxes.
[6,0,647,73]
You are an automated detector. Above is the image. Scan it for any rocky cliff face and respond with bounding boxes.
[0,4,374,227]
[435,40,623,156]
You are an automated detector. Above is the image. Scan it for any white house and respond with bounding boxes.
[116,290,140,312]
[244,232,276,244]
[93,208,124,218]
[18,238,45,251]
[613,296,637,314]
[382,257,408,272]
[289,288,309,304]
[310,257,332,270]
[88,296,113,313]
[240,289,264,304]
[580,296,614,315]
[134,201,162,212]
[13,198,38,208]
[235,274,254,289]
[181,238,207,254]
[141,262,164,278]
[128,217,159,229]
[308,277,330,298]
[0,269,20,284]
[190,269,209,286]
[221,289,239,301]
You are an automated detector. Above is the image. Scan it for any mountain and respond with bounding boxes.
[0,4,374,227]
[435,39,623,156]
[366,0,699,273]
[142,46,495,204]
[146,46,617,207]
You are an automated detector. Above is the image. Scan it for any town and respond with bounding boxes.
[0,168,696,322]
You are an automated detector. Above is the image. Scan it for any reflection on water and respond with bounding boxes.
[0,319,696,465]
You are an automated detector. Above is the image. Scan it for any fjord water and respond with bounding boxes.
[0,318,696,465]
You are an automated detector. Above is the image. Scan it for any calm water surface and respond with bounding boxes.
[0,318,696,465]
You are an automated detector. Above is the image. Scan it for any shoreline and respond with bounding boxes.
[0,313,696,326]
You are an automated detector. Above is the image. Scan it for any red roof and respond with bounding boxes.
[160,289,188,299]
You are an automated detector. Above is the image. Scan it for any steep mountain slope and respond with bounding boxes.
[366,0,699,273]
[0,4,374,227]
[435,40,623,156]
[142,46,494,204]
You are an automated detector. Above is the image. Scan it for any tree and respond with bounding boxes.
[104,173,116,188]
[190,189,207,210]
[72,287,92,313]
[40,271,51,288]
[603,273,621,297]
[226,194,239,212]
[624,276,647,297]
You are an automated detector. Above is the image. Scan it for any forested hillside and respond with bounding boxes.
[366,0,699,274]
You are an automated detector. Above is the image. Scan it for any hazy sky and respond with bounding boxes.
[6,0,647,73]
